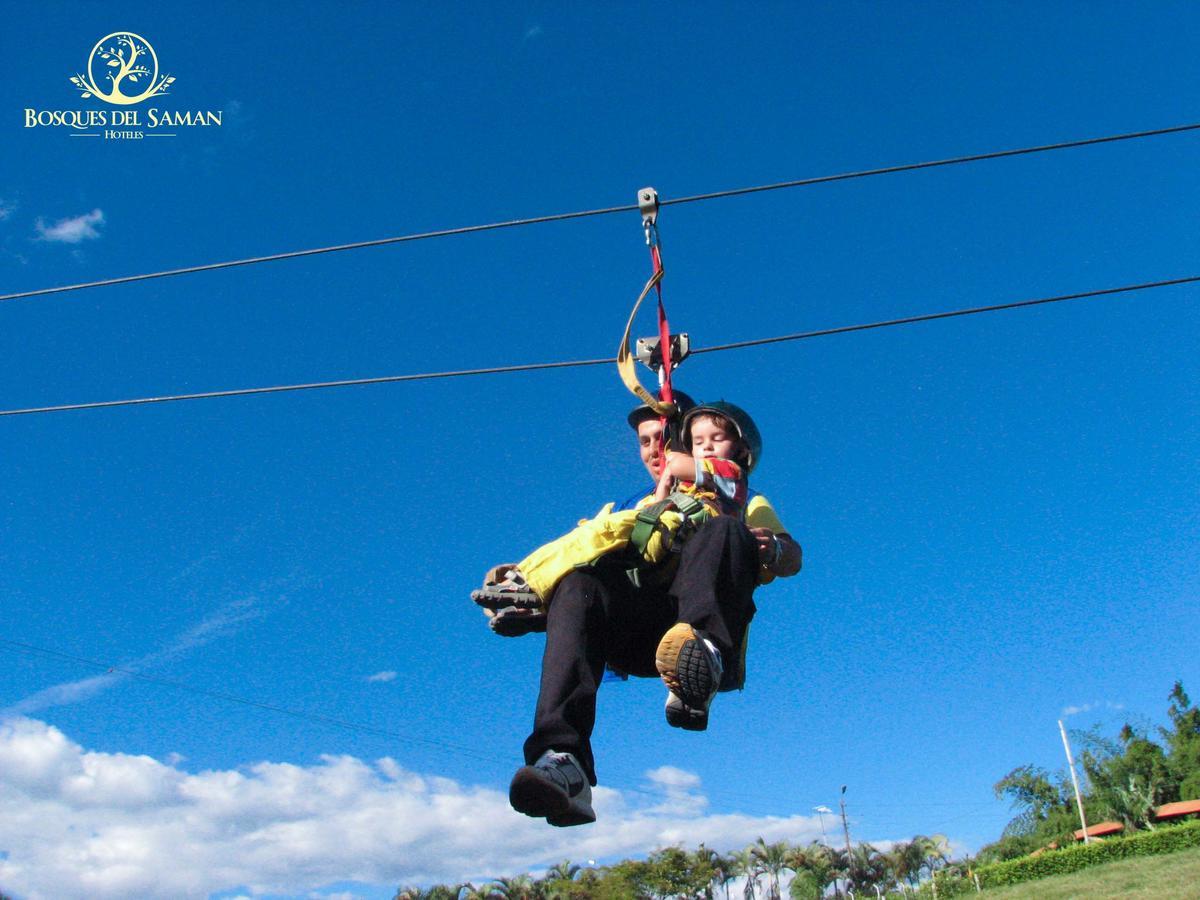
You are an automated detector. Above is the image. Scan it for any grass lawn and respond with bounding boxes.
[980,845,1200,898]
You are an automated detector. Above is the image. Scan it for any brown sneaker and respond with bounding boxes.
[655,623,723,729]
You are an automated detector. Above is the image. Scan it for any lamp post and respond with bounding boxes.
[814,805,833,845]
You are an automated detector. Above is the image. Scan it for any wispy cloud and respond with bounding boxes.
[0,717,844,900]
[1,597,268,718]
[1061,700,1125,718]
[366,671,397,683]
[0,198,14,221]
[35,208,105,243]
[523,24,544,41]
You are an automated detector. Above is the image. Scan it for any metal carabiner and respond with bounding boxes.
[638,186,660,248]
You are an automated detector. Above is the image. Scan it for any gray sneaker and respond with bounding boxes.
[509,750,595,827]
[656,622,724,730]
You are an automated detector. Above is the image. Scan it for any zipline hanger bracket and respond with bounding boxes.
[635,333,691,377]
[638,187,660,248]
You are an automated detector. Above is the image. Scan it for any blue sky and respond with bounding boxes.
[2,3,1199,897]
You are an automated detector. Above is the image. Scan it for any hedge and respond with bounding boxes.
[921,819,1200,895]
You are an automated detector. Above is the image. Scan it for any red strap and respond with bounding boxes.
[648,245,673,404]
[648,244,675,453]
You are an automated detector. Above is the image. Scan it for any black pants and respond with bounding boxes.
[522,516,760,784]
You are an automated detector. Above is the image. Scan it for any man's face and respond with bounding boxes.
[636,418,664,480]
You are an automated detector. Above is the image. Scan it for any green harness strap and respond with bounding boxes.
[628,491,711,560]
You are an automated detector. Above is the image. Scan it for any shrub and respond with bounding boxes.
[919,820,1200,894]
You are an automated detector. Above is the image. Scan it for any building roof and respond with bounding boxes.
[1155,799,1200,819]
[1073,821,1124,840]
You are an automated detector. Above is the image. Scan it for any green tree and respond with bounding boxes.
[845,842,886,893]
[785,843,835,899]
[882,839,924,889]
[915,834,950,879]
[993,764,1080,849]
[710,853,739,900]
[1163,681,1200,800]
[1078,724,1170,830]
[730,846,762,899]
[751,837,792,900]
[645,845,715,899]
[550,866,642,900]
[691,844,724,900]
[546,861,580,883]
[488,874,541,899]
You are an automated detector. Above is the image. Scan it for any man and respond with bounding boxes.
[497,397,801,827]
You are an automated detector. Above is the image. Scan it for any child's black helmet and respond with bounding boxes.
[681,401,763,473]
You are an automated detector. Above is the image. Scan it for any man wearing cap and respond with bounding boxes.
[478,395,800,827]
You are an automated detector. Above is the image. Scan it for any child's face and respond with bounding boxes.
[688,415,739,461]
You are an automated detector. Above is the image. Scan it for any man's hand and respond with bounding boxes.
[750,528,802,577]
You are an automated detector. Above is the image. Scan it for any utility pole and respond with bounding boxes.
[1059,720,1091,844]
[840,784,853,897]
[840,784,853,856]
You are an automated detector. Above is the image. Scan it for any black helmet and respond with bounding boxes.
[681,401,763,473]
[626,390,696,430]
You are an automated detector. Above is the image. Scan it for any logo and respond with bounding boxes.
[23,31,221,140]
[70,32,174,105]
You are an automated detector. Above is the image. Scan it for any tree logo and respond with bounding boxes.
[69,32,174,105]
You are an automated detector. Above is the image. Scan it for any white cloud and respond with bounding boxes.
[0,717,834,900]
[523,24,544,41]
[35,208,105,243]
[365,671,397,683]
[0,198,14,221]
[646,765,701,790]
[1061,700,1125,718]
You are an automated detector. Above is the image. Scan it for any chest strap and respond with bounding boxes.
[628,491,710,560]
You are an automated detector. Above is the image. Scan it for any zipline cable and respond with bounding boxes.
[0,635,1013,811]
[0,637,499,763]
[2,121,1198,305]
[2,272,1196,419]
[0,636,738,806]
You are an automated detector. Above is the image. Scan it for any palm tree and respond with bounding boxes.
[879,840,921,893]
[488,875,539,899]
[786,842,835,900]
[751,837,792,900]
[709,851,739,900]
[691,844,721,900]
[545,861,580,883]
[827,847,850,899]
[732,847,759,899]
[915,834,950,880]
[845,843,885,894]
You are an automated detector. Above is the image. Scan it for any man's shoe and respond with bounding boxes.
[656,623,723,729]
[665,690,709,731]
[509,750,596,827]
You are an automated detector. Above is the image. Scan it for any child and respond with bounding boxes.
[471,401,760,617]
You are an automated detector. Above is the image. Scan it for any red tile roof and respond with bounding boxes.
[1155,799,1200,819]
[1073,821,1124,840]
